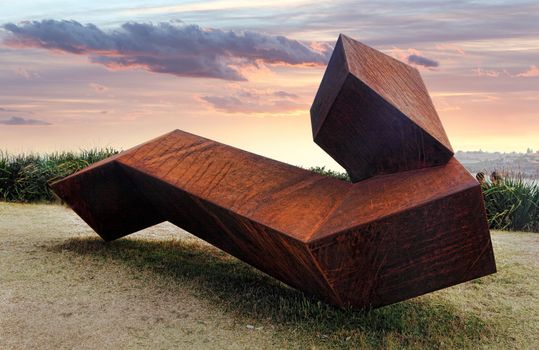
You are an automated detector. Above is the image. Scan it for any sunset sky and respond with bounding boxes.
[1,0,538,170]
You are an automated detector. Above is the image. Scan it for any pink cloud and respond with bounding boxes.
[435,43,465,55]
[473,66,539,78]
[13,67,40,80]
[472,67,501,77]
[89,83,108,92]
[516,65,539,77]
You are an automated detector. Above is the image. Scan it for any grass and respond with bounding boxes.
[482,176,539,232]
[0,149,118,202]
[1,202,538,349]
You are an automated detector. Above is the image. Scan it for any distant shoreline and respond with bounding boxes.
[456,150,539,180]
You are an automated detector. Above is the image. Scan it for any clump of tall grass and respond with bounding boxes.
[0,149,118,202]
[482,176,539,232]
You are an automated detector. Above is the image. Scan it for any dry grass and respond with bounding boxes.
[0,202,538,349]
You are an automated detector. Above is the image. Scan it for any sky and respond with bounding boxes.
[1,0,538,170]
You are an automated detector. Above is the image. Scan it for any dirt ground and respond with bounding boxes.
[1,202,538,349]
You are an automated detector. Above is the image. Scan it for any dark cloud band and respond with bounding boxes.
[407,54,439,68]
[0,116,50,125]
[2,20,332,81]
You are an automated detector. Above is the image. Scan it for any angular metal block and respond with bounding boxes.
[311,34,453,182]
[51,34,496,309]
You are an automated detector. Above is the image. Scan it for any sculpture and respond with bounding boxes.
[51,34,496,309]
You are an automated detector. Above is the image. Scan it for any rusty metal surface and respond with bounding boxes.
[311,34,453,182]
[51,34,496,309]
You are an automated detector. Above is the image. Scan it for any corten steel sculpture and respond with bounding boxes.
[51,34,496,309]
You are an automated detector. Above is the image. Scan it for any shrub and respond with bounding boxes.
[482,176,539,232]
[0,149,118,202]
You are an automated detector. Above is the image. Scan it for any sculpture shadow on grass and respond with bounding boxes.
[52,236,490,347]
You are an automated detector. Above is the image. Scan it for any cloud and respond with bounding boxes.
[472,65,539,78]
[2,20,332,81]
[0,107,33,114]
[435,43,465,55]
[238,1,539,47]
[89,82,108,92]
[273,90,298,98]
[14,67,40,80]
[472,67,501,78]
[0,116,50,125]
[516,65,539,77]
[407,54,439,68]
[389,47,439,70]
[0,107,20,113]
[200,85,306,114]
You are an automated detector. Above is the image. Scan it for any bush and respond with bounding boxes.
[482,177,539,232]
[0,149,119,202]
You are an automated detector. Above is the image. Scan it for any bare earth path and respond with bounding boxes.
[1,203,538,349]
